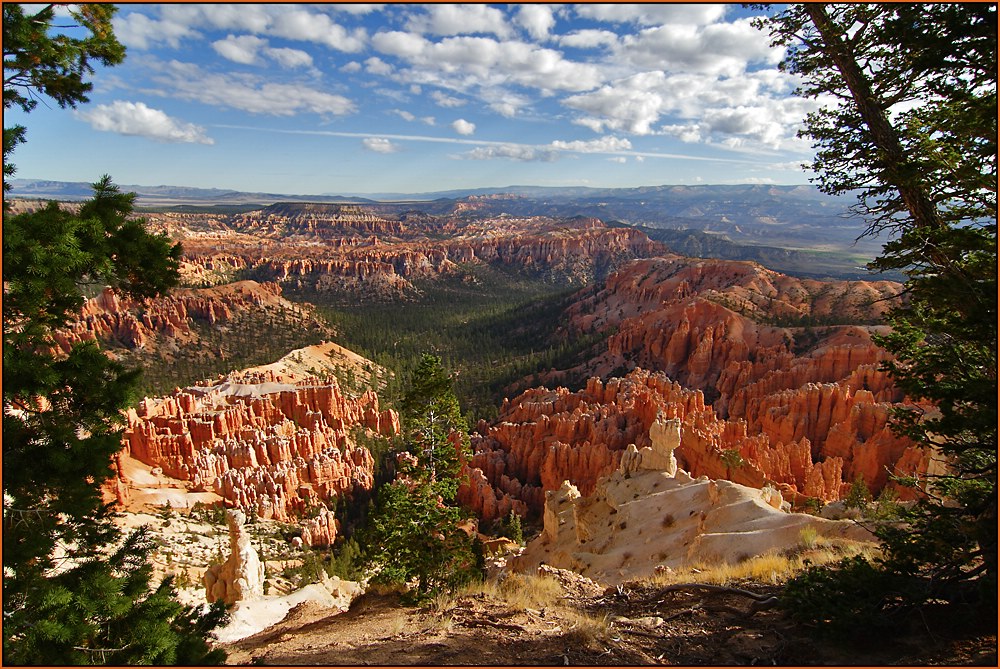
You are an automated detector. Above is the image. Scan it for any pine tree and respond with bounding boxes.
[361,355,482,599]
[756,3,996,632]
[3,4,225,663]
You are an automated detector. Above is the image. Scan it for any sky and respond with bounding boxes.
[7,3,833,196]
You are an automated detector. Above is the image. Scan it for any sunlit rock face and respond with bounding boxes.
[204,509,265,605]
[124,367,398,546]
[52,280,294,354]
[461,257,931,522]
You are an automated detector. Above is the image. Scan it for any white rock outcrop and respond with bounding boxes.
[203,509,266,605]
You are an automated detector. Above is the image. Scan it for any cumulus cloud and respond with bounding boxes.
[373,32,603,94]
[392,109,416,122]
[365,57,393,75]
[559,29,619,49]
[267,47,313,69]
[562,66,815,151]
[120,5,366,52]
[614,18,782,77]
[212,34,267,64]
[451,119,476,135]
[515,5,556,40]
[406,4,512,38]
[574,4,727,26]
[608,156,627,163]
[152,61,355,117]
[269,9,367,52]
[340,61,362,73]
[76,100,213,144]
[212,35,314,69]
[113,10,198,49]
[564,71,668,135]
[362,137,400,153]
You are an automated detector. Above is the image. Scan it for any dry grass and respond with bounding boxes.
[562,609,611,647]
[437,572,564,612]
[647,540,878,587]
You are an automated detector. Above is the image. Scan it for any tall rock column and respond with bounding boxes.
[203,509,266,605]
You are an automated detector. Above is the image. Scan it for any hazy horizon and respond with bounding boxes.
[7,4,822,195]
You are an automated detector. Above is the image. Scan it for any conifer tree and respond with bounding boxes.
[362,355,482,599]
[755,3,996,632]
[3,4,225,663]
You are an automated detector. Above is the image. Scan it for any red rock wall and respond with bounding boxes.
[53,281,286,354]
[461,257,928,521]
[124,375,399,546]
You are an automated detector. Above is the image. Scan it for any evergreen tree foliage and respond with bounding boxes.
[756,3,997,629]
[400,353,470,494]
[361,355,482,599]
[3,3,126,192]
[3,4,225,663]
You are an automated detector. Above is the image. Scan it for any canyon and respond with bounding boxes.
[458,255,931,523]
[39,198,933,574]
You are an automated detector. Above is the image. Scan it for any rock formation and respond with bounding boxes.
[458,255,929,519]
[124,360,398,546]
[203,509,265,605]
[515,464,874,586]
[460,361,928,523]
[154,209,664,297]
[52,280,321,355]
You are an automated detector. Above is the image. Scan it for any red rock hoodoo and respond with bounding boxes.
[124,370,399,546]
[461,257,931,521]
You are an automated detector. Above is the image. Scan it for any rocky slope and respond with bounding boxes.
[52,280,327,357]
[460,257,932,521]
[512,415,873,585]
[153,208,664,296]
[121,344,398,546]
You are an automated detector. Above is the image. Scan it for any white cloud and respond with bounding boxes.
[341,61,363,73]
[76,100,213,144]
[212,34,267,65]
[515,5,556,40]
[365,57,393,75]
[269,9,367,52]
[608,156,627,164]
[406,4,512,38]
[362,137,400,153]
[451,119,476,135]
[212,35,314,69]
[564,71,668,135]
[113,11,198,49]
[392,109,416,122]
[614,18,782,77]
[460,145,557,162]
[574,4,727,26]
[421,116,436,126]
[267,47,313,69]
[549,136,632,152]
[559,29,619,49]
[152,61,356,117]
[432,91,466,108]
[332,4,382,15]
[127,5,367,52]
[373,32,603,94]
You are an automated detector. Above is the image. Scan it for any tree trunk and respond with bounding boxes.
[804,4,947,232]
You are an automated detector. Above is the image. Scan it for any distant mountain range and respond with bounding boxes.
[7,178,889,274]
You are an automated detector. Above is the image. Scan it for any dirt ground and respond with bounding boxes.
[221,571,997,666]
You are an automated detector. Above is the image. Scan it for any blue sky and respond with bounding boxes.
[8,3,830,195]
